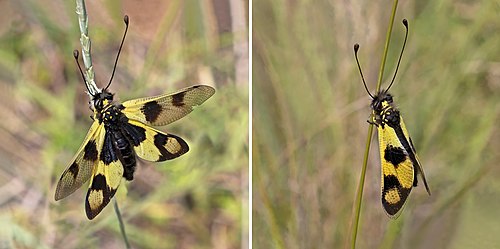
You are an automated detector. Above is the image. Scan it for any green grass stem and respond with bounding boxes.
[114,199,131,249]
[349,1,399,248]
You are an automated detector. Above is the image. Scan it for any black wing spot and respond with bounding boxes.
[384,145,406,167]
[154,133,189,161]
[68,162,79,180]
[172,92,186,107]
[90,174,108,191]
[83,140,98,161]
[383,175,401,190]
[382,175,411,216]
[141,101,163,123]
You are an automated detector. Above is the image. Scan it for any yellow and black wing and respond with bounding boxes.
[121,119,189,162]
[121,85,215,126]
[377,116,425,218]
[55,121,103,201]
[85,126,124,219]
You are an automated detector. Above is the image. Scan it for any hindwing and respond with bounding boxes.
[399,118,430,194]
[85,126,124,219]
[121,119,189,162]
[121,85,215,126]
[85,159,124,219]
[55,121,103,201]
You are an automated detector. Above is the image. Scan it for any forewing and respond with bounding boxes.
[121,85,215,126]
[85,128,124,220]
[55,121,103,201]
[121,119,189,162]
[377,123,414,218]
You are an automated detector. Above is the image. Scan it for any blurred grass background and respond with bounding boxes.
[253,0,499,248]
[0,0,248,248]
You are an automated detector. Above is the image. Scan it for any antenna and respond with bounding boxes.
[385,19,409,92]
[354,43,374,99]
[73,50,92,94]
[104,15,130,91]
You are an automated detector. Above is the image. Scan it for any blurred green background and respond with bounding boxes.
[253,0,499,248]
[0,0,248,248]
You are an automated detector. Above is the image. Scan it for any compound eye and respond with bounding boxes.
[95,99,102,109]
[387,95,393,103]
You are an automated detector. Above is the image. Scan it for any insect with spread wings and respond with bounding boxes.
[54,15,215,219]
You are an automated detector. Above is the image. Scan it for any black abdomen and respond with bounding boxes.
[102,105,137,181]
[113,129,136,181]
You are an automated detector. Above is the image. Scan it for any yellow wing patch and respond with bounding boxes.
[121,85,215,126]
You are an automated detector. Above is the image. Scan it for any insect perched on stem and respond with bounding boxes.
[54,15,215,219]
[354,19,430,218]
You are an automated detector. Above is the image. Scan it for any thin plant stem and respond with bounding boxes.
[349,125,374,249]
[349,0,399,248]
[114,199,132,249]
[376,0,400,93]
[74,0,130,247]
[75,0,99,96]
